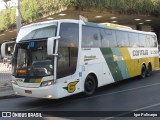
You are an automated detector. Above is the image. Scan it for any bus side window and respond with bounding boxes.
[82,26,101,48]
[146,35,151,47]
[128,32,139,47]
[100,29,117,47]
[138,34,146,47]
[57,23,79,79]
[116,31,129,47]
[146,35,155,47]
[57,48,70,78]
[57,47,78,79]
[152,35,158,47]
[58,48,69,67]
[59,23,79,47]
[110,30,117,47]
[100,29,112,47]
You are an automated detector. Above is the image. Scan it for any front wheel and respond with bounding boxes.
[84,75,97,96]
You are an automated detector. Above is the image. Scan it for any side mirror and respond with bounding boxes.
[47,36,60,55]
[1,43,6,58]
[1,41,15,58]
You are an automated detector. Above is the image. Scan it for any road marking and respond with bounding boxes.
[25,82,160,111]
[101,102,160,120]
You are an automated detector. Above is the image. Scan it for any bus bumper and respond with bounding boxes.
[12,84,59,99]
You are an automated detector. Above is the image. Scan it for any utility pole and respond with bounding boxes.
[16,0,21,34]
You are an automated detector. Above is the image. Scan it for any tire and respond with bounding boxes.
[140,65,147,79]
[84,75,97,96]
[146,64,152,77]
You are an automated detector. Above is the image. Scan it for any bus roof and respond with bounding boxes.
[84,21,156,36]
[21,19,79,29]
[19,19,156,41]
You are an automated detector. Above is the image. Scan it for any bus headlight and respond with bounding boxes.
[11,80,18,85]
[40,80,53,87]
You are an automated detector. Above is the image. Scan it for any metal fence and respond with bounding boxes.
[0,63,12,88]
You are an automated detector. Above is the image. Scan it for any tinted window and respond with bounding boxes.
[57,48,70,78]
[138,34,146,47]
[100,29,117,47]
[146,35,151,47]
[57,23,79,79]
[59,23,79,47]
[116,31,129,47]
[19,25,57,41]
[146,35,157,47]
[128,32,139,47]
[82,26,101,48]
[152,35,158,47]
[70,48,78,74]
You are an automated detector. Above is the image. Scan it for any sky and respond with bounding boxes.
[0,0,16,11]
[0,0,6,10]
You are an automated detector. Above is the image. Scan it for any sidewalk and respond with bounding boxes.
[0,81,19,99]
[0,63,12,73]
[0,86,16,99]
[0,63,20,99]
[0,82,21,99]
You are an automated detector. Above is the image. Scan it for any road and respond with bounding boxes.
[1,71,160,120]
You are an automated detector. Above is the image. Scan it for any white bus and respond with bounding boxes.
[2,19,159,99]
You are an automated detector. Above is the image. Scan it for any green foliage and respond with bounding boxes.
[20,0,72,23]
[71,0,160,15]
[0,8,16,31]
[9,8,16,25]
[1,0,160,32]
[21,0,41,22]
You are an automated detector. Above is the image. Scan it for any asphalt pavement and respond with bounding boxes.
[0,71,160,120]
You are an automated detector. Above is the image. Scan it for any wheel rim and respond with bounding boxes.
[85,79,94,92]
[85,76,96,93]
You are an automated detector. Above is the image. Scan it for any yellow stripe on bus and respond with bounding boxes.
[35,78,42,83]
[120,48,159,77]
[119,48,141,77]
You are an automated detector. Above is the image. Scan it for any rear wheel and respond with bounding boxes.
[146,64,152,77]
[140,65,147,79]
[84,75,97,96]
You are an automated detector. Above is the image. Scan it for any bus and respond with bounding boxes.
[1,19,159,99]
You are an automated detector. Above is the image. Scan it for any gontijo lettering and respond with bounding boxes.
[133,50,148,56]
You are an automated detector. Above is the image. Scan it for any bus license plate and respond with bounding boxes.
[25,90,32,94]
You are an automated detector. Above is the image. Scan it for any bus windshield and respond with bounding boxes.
[12,40,53,77]
[12,24,57,77]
